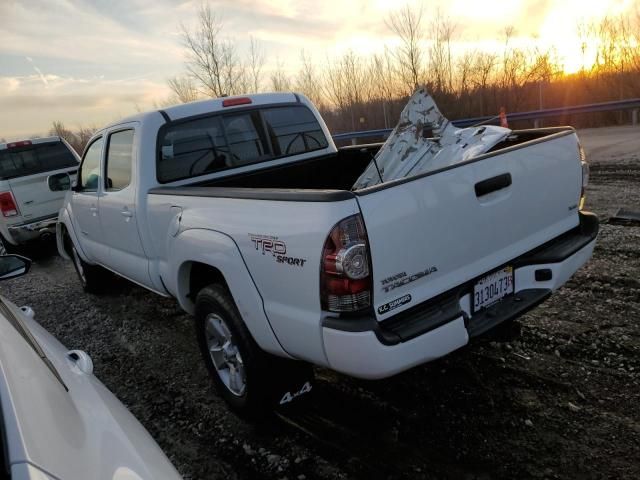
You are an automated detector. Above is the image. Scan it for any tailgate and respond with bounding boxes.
[0,139,78,223]
[8,168,77,222]
[356,130,582,320]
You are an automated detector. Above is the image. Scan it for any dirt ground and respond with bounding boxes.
[1,126,638,480]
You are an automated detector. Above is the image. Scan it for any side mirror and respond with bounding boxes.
[48,173,72,191]
[71,179,80,192]
[0,255,31,281]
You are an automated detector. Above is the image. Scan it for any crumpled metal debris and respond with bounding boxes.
[352,88,513,190]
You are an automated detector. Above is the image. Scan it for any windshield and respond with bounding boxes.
[0,141,78,180]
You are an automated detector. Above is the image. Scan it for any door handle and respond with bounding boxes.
[475,173,512,197]
[89,206,98,216]
[121,210,133,218]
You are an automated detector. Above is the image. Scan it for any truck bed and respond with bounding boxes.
[158,128,565,195]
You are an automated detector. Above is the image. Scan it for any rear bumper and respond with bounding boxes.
[7,215,58,244]
[321,212,598,379]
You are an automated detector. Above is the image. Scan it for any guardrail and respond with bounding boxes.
[332,98,640,143]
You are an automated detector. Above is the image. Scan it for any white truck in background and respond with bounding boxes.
[0,137,79,254]
[57,92,598,417]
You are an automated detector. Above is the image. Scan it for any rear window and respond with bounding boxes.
[157,105,328,183]
[263,106,328,156]
[0,141,78,180]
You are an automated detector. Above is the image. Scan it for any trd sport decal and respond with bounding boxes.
[249,234,307,267]
[377,294,412,315]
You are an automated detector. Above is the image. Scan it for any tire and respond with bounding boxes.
[69,240,108,294]
[0,235,17,255]
[195,284,314,419]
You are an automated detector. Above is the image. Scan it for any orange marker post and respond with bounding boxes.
[500,107,508,128]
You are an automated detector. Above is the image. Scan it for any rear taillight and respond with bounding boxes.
[579,144,589,210]
[0,192,19,217]
[320,214,372,312]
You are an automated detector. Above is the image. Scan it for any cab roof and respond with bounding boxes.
[102,92,304,132]
[0,136,61,150]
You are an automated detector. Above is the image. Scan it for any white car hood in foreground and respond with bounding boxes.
[352,88,512,189]
[0,296,181,480]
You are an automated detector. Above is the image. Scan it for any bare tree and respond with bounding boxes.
[167,76,200,103]
[370,48,400,127]
[181,4,246,97]
[324,51,369,130]
[469,51,498,115]
[270,59,292,92]
[455,50,475,98]
[49,122,96,154]
[387,3,425,93]
[49,121,75,146]
[248,36,265,93]
[295,51,324,107]
[499,27,537,109]
[429,10,457,94]
[75,127,97,153]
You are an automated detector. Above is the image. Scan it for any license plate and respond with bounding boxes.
[473,266,514,312]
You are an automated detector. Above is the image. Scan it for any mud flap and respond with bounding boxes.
[267,358,315,411]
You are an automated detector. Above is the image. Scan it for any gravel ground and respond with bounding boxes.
[1,127,638,480]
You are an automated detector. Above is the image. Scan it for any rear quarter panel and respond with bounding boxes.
[147,193,359,366]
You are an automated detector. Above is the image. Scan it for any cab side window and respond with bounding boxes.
[79,137,103,191]
[105,130,134,190]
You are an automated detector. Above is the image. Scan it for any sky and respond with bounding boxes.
[0,0,637,141]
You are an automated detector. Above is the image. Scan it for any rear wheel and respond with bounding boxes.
[0,235,17,255]
[69,241,108,294]
[195,284,314,419]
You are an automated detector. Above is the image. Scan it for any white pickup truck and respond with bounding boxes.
[57,92,598,416]
[0,137,79,254]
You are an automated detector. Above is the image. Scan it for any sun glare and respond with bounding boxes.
[538,0,631,74]
[366,0,632,75]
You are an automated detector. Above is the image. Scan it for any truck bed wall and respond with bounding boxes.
[188,129,557,192]
[192,146,375,191]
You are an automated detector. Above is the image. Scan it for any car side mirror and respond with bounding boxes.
[0,255,31,281]
[71,179,80,192]
[48,173,72,191]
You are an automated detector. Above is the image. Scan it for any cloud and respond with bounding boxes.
[1,0,185,71]
[25,57,49,87]
[0,74,170,140]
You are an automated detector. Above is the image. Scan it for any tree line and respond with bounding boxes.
[42,2,640,154]
[166,3,640,133]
